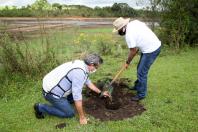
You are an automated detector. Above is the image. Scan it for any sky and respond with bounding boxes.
[0,0,149,9]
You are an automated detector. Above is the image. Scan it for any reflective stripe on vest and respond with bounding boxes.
[49,67,88,98]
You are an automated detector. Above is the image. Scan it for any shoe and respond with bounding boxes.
[34,103,44,119]
[131,95,144,101]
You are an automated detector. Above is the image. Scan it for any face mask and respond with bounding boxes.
[90,69,97,74]
[118,27,126,36]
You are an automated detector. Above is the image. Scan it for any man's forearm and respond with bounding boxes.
[87,83,101,94]
[74,100,85,119]
[126,48,138,64]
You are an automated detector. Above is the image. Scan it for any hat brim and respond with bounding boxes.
[112,18,130,33]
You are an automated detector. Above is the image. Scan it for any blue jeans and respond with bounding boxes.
[38,93,75,118]
[134,47,161,98]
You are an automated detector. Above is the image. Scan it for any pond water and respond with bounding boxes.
[0,18,113,30]
[0,18,158,32]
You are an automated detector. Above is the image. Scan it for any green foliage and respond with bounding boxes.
[159,0,198,48]
[0,6,33,17]
[73,33,91,53]
[0,32,59,77]
[31,0,51,10]
[0,3,139,17]
[94,35,113,55]
[111,3,138,17]
[73,31,123,56]
[0,34,21,72]
[94,6,113,17]
[52,3,62,10]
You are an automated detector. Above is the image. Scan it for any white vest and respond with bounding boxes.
[42,60,87,93]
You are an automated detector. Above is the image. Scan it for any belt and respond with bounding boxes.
[42,89,61,99]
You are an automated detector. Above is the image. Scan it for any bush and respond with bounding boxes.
[94,34,114,55]
[96,39,112,55]
[0,33,59,77]
[159,0,197,48]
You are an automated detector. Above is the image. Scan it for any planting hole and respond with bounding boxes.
[84,78,146,121]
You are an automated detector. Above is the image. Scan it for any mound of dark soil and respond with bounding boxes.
[83,78,146,121]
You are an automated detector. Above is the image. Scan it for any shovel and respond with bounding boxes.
[104,65,126,100]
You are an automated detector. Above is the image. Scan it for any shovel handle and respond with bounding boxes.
[110,66,125,85]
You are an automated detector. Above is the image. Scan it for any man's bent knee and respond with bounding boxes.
[62,111,75,118]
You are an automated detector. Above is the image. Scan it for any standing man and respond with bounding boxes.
[34,53,109,125]
[113,17,161,101]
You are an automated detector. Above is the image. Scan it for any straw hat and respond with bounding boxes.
[112,17,130,33]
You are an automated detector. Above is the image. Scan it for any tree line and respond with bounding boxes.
[0,1,141,17]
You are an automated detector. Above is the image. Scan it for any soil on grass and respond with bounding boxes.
[83,78,146,121]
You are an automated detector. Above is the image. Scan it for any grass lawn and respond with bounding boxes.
[0,27,197,131]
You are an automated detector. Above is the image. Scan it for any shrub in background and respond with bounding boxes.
[93,34,114,55]
[73,33,91,53]
[159,0,197,49]
[0,33,59,77]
